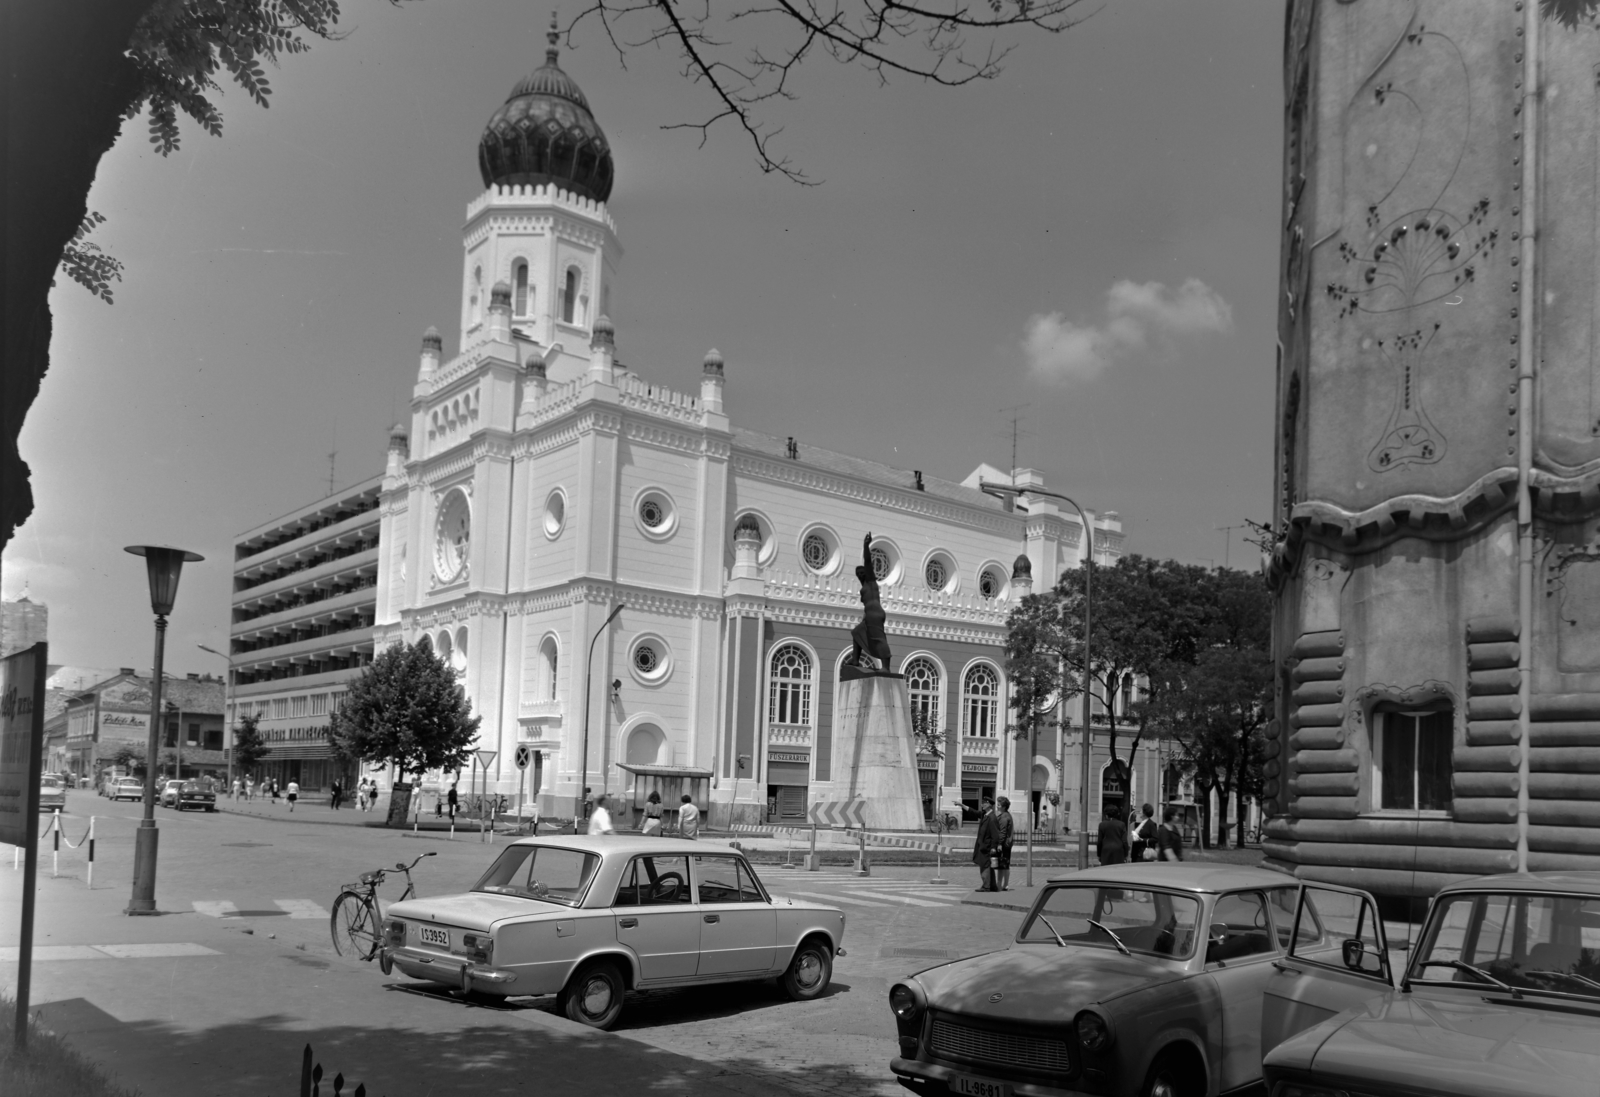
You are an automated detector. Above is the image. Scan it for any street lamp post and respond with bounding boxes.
[124,545,204,915]
[197,644,235,788]
[579,604,624,819]
[979,481,1094,872]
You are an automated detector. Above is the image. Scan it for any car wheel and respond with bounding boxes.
[780,938,833,1001]
[1142,1052,1202,1097]
[559,961,626,1030]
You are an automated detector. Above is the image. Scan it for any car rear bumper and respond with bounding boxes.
[389,948,517,993]
[890,1058,1090,1097]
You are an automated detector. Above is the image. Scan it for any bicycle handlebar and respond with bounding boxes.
[392,851,437,873]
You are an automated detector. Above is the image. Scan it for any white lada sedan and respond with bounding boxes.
[380,835,847,1029]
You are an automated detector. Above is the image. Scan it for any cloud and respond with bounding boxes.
[1024,278,1233,383]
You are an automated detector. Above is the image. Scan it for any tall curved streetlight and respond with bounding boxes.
[579,603,624,819]
[124,544,204,915]
[979,481,1095,872]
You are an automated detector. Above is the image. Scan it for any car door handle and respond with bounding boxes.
[1272,962,1303,975]
[619,918,638,929]
[704,914,720,924]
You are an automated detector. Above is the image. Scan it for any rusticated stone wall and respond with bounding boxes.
[1266,0,1600,898]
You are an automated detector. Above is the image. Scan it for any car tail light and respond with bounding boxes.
[382,920,406,948]
[462,933,493,963]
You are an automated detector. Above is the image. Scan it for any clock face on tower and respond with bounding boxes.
[434,488,472,584]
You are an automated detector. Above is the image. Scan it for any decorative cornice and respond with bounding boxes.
[625,419,702,456]
[731,452,1014,534]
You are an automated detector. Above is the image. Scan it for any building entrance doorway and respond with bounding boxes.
[961,783,995,822]
[1101,760,1129,819]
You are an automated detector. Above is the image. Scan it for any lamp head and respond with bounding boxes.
[125,545,204,616]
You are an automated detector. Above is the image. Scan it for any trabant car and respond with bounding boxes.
[110,777,145,802]
[379,835,846,1030]
[1263,870,1600,1097]
[889,863,1299,1097]
[39,774,66,813]
[157,779,185,808]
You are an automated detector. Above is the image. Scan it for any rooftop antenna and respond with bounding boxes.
[326,448,337,497]
[1000,404,1029,484]
[1216,524,1245,570]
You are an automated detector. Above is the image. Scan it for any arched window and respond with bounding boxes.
[963,663,1000,738]
[904,656,941,731]
[768,644,813,726]
[470,266,483,325]
[513,261,530,316]
[562,268,579,324]
[541,637,559,701]
[625,723,665,765]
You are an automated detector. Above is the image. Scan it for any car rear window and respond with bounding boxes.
[1411,891,1600,1002]
[472,845,599,906]
[41,777,62,788]
[1020,885,1201,959]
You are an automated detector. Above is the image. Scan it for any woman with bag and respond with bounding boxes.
[1157,806,1185,862]
[1131,803,1157,862]
[640,790,664,835]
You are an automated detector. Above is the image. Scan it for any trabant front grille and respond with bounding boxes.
[929,1017,1072,1074]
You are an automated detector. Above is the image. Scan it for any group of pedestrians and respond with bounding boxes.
[971,796,1016,892]
[1096,802,1184,865]
[583,789,700,838]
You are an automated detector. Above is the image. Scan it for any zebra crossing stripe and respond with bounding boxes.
[274,899,329,919]
[787,890,895,909]
[842,891,948,908]
[193,900,239,918]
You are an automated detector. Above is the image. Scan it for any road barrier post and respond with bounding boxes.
[86,817,96,889]
[856,829,870,877]
[51,811,60,878]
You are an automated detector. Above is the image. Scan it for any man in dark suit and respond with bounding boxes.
[1096,805,1128,866]
[972,798,1001,892]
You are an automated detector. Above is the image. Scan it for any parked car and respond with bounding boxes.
[1262,870,1600,1097]
[889,863,1301,1097]
[157,779,185,808]
[39,774,66,813]
[176,780,217,812]
[380,835,846,1030]
[110,777,145,802]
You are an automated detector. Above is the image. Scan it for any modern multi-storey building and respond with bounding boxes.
[229,474,382,791]
[370,37,1139,828]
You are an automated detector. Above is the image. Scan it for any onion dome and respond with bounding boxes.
[478,16,615,202]
[703,348,725,376]
[1011,554,1033,581]
[421,326,443,353]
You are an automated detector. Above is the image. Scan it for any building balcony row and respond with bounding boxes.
[234,649,374,687]
[232,620,374,663]
[235,494,380,565]
[234,546,379,600]
[233,579,377,629]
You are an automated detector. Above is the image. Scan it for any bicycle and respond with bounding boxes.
[330,851,436,967]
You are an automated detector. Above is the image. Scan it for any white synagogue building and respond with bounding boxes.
[373,38,1125,828]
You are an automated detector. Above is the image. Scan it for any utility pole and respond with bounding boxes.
[1216,524,1244,571]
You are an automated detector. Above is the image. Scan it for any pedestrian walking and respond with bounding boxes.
[1096,805,1128,866]
[678,794,700,840]
[447,781,459,822]
[640,790,664,836]
[356,777,369,812]
[995,796,1016,891]
[231,777,241,801]
[1130,802,1157,862]
[1157,806,1185,862]
[286,780,299,812]
[589,793,615,835]
[245,777,255,801]
[330,778,342,810]
[972,798,1001,892]
[269,778,279,804]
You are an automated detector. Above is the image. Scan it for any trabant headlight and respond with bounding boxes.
[382,919,406,948]
[1270,1086,1348,1097]
[889,982,925,1021]
[1075,1010,1112,1052]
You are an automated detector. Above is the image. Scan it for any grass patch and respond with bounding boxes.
[0,997,140,1097]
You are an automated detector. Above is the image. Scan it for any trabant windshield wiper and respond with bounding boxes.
[1529,970,1600,995]
[1087,919,1131,956]
[1034,913,1068,948]
[1416,958,1522,999]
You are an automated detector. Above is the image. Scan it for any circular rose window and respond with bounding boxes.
[634,644,658,674]
[802,532,831,572]
[870,545,892,581]
[925,558,947,590]
[434,489,472,583]
[640,499,664,528]
[979,568,1004,600]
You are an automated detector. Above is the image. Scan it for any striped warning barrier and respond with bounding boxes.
[842,828,959,856]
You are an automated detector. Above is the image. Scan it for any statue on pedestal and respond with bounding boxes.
[842,532,897,681]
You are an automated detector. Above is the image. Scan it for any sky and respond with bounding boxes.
[2,0,1284,675]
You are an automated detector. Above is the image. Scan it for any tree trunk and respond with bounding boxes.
[1196,781,1212,850]
[2,1,151,549]
[1214,783,1230,848]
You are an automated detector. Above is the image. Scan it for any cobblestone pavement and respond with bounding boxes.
[6,791,1023,1097]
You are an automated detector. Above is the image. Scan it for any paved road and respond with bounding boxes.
[3,791,1024,1097]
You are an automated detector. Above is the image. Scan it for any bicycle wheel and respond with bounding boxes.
[331,891,379,959]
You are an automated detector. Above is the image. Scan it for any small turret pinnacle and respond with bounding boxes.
[547,12,560,65]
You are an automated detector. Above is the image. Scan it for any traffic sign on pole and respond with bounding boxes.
[514,744,533,770]
[806,799,866,828]
[475,749,498,769]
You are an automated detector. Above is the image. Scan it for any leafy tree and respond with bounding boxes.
[107,743,145,771]
[327,638,479,783]
[1004,590,1078,746]
[231,709,270,773]
[3,0,1082,549]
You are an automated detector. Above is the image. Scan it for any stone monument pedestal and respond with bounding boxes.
[833,675,925,831]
